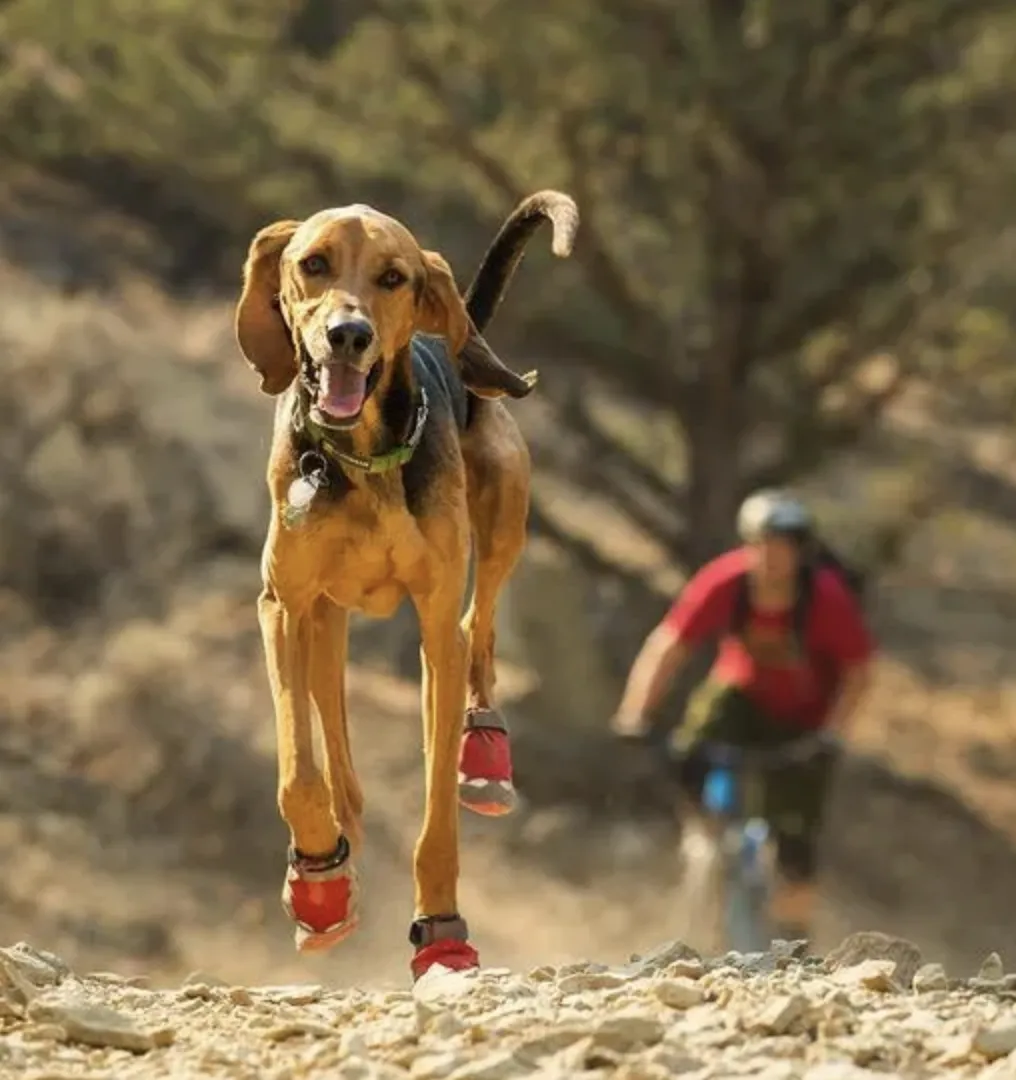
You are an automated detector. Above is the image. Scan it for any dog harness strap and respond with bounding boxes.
[288,835,352,882]
[408,914,469,948]
[464,708,509,735]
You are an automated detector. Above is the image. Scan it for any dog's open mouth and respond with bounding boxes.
[303,351,381,427]
[319,362,369,420]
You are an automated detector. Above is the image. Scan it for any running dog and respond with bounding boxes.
[234,191,578,978]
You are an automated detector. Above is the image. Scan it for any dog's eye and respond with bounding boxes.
[377,267,407,290]
[300,254,330,276]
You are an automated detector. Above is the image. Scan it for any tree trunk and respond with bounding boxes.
[496,537,618,740]
[682,387,747,570]
[662,387,748,721]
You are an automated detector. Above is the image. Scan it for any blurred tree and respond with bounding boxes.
[3,0,1016,807]
[346,0,1016,564]
[1,0,1015,559]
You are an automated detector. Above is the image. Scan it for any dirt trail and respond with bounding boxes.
[5,620,1016,993]
[4,933,1016,1079]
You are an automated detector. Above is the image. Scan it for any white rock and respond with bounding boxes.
[0,952,40,1005]
[651,979,705,1010]
[974,1022,1016,1060]
[413,967,478,1005]
[978,953,1006,982]
[752,993,809,1035]
[624,941,700,977]
[257,984,324,1005]
[912,963,948,993]
[429,1011,466,1039]
[0,945,68,988]
[823,931,922,989]
[339,1031,369,1058]
[558,972,630,995]
[411,1050,470,1079]
[665,959,705,980]
[183,970,229,988]
[515,1027,590,1061]
[27,999,173,1053]
[802,1064,885,1079]
[264,1018,339,1041]
[642,1045,705,1074]
[340,1057,410,1080]
[832,960,899,993]
[981,1056,1016,1079]
[446,1050,527,1080]
[592,1013,665,1051]
[527,966,556,982]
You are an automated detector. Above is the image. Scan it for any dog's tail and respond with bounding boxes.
[464,191,579,333]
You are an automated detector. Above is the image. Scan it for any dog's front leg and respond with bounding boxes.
[258,586,358,953]
[408,573,478,980]
[309,598,364,854]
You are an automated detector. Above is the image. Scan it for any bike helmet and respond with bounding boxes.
[736,489,813,543]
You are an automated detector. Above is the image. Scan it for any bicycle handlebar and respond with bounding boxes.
[610,722,842,771]
[695,731,840,771]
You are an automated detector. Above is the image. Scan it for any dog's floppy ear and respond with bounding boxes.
[235,219,301,396]
[417,250,538,400]
[416,250,470,354]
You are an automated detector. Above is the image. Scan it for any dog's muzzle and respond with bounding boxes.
[300,336,381,429]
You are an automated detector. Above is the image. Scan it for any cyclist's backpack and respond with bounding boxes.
[728,540,867,650]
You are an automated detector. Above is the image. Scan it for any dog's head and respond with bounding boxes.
[235,206,533,428]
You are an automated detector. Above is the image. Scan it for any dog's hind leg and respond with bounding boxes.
[457,400,531,817]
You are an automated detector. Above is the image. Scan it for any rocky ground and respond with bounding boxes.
[3,933,1016,1080]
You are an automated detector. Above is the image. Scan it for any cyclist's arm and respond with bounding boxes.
[610,557,733,737]
[816,573,876,737]
[824,660,872,736]
[611,627,687,736]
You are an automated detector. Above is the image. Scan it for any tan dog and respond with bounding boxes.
[235,192,578,978]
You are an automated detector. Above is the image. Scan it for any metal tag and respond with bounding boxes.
[282,453,329,529]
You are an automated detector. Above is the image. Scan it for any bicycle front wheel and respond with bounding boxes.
[723,819,774,954]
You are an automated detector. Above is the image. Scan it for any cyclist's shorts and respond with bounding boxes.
[668,680,837,878]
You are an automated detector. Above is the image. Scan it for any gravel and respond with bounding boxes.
[2,933,1016,1079]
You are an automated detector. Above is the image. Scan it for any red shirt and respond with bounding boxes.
[662,548,875,729]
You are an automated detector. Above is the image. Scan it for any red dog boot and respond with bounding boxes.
[282,837,359,953]
[409,915,480,981]
[458,709,517,817]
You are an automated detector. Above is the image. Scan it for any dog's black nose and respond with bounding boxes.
[326,318,375,355]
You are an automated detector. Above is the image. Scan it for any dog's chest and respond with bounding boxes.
[313,494,427,618]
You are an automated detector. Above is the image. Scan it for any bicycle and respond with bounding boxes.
[674,732,839,955]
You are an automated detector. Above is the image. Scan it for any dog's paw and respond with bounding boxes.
[283,841,359,953]
[458,774,517,817]
[411,939,480,981]
[459,713,517,817]
[409,916,479,980]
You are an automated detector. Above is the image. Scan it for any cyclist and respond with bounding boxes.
[609,489,875,942]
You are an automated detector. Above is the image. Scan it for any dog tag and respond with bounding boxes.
[282,453,329,529]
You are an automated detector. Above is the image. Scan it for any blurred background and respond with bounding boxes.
[2,0,1016,988]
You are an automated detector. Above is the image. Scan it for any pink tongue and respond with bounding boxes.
[319,364,367,418]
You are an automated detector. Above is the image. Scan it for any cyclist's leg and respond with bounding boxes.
[669,680,762,813]
[763,742,837,941]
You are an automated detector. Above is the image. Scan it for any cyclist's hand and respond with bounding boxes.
[816,729,845,755]
[790,730,843,761]
[609,709,651,740]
